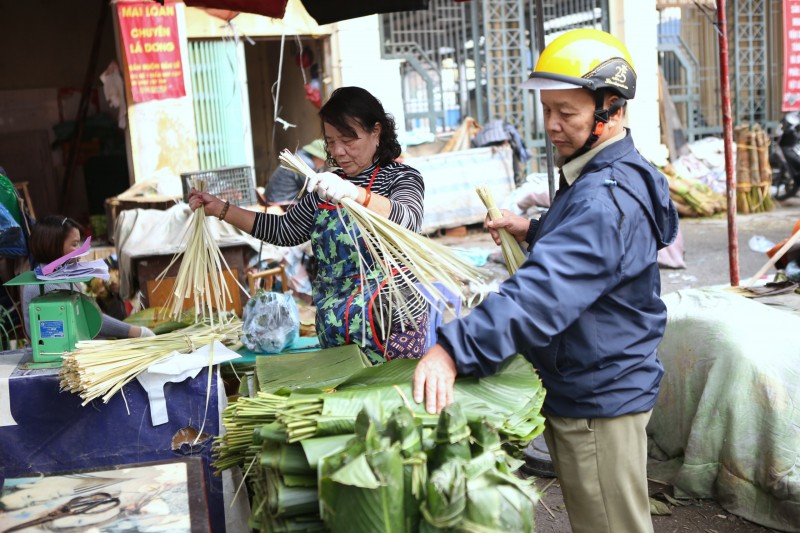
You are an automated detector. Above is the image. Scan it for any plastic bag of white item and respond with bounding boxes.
[241,290,300,353]
[99,61,127,129]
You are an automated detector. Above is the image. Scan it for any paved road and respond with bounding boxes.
[661,196,800,293]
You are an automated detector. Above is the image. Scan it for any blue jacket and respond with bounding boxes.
[438,131,679,418]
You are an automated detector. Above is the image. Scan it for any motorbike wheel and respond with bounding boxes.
[772,159,800,200]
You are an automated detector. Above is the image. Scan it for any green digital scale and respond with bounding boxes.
[5,271,103,364]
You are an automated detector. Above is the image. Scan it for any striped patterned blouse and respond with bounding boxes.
[250,160,425,244]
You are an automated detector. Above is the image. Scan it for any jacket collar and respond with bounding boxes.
[560,129,628,185]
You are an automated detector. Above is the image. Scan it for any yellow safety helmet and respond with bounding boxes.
[522,28,636,100]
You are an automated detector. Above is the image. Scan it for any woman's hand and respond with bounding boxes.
[485,209,531,245]
[306,172,359,203]
[188,188,226,218]
[413,344,457,414]
[129,326,155,338]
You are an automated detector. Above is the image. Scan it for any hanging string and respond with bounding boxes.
[294,34,308,86]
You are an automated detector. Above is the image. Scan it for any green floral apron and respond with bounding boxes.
[309,171,428,363]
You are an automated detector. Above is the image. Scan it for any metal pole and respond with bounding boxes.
[471,0,485,126]
[717,0,740,286]
[60,0,108,213]
[534,0,556,200]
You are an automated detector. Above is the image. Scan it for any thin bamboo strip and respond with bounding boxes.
[155,178,245,325]
[278,149,488,315]
[59,316,243,405]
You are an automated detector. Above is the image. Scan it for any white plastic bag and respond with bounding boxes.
[241,290,300,353]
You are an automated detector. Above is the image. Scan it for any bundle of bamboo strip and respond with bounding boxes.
[155,178,246,324]
[278,149,488,316]
[659,164,725,217]
[59,316,242,405]
[476,185,526,275]
[735,123,774,214]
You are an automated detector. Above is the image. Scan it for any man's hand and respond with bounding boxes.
[485,209,531,245]
[306,172,359,203]
[413,344,457,414]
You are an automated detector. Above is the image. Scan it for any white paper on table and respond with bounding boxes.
[136,341,241,426]
[0,351,26,427]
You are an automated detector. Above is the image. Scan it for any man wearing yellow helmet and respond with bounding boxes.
[413,29,678,533]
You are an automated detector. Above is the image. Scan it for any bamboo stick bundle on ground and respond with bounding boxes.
[660,165,724,217]
[736,124,752,214]
[155,178,246,325]
[755,125,775,212]
[476,185,526,275]
[278,149,488,316]
[59,316,242,405]
[735,123,775,214]
[748,128,767,212]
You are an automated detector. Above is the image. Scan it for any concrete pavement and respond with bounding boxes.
[661,196,800,293]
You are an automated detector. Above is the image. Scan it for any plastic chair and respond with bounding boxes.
[416,281,462,351]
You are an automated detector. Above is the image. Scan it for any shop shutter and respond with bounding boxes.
[188,39,247,170]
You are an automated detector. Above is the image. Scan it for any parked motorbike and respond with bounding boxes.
[769,111,800,200]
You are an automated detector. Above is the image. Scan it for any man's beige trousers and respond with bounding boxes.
[543,410,654,533]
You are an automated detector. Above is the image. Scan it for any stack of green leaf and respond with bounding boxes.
[319,402,539,532]
[213,346,546,532]
[273,355,547,451]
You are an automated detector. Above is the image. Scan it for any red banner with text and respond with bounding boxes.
[118,2,185,103]
[784,0,800,111]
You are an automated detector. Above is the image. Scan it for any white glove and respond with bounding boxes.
[307,171,359,203]
[139,326,156,338]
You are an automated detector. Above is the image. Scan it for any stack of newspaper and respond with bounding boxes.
[34,236,110,282]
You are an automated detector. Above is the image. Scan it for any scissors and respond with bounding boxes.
[2,491,120,533]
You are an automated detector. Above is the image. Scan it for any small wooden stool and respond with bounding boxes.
[247,265,288,296]
[13,181,35,219]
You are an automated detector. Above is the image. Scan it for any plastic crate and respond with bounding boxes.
[180,165,257,207]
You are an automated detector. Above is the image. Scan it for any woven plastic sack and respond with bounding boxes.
[241,290,300,353]
[0,173,22,225]
[0,203,26,257]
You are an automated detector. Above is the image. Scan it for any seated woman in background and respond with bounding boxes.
[21,216,154,340]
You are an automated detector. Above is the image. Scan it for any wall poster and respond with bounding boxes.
[118,1,186,103]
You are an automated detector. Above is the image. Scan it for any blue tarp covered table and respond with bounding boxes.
[0,348,226,532]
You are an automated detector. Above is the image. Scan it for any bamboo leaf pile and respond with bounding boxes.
[213,352,546,532]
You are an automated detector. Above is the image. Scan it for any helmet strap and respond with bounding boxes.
[565,91,627,163]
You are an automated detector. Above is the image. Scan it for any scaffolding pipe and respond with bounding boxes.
[534,0,557,200]
[717,0,740,286]
[471,0,485,125]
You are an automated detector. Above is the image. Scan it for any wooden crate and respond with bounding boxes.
[147,269,243,316]
[132,244,251,314]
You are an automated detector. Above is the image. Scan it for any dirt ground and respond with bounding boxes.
[531,476,776,532]
[433,196,800,532]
